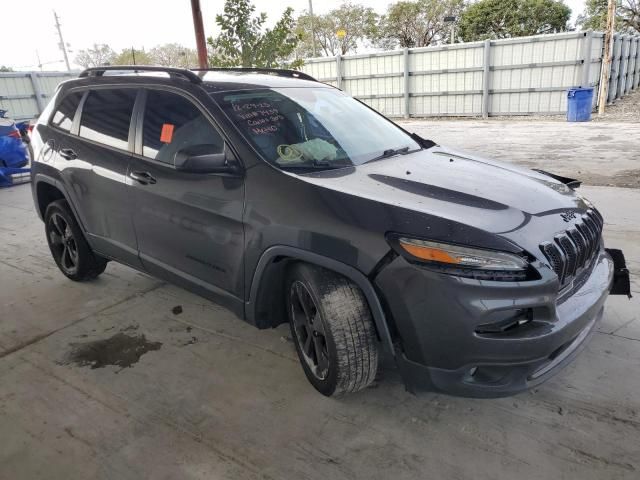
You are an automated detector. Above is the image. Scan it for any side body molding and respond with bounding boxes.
[246,245,396,356]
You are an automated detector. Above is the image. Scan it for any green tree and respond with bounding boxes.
[296,2,379,57]
[112,48,153,66]
[374,0,464,49]
[207,0,301,68]
[74,44,117,68]
[0,66,13,72]
[459,0,571,41]
[149,43,198,68]
[576,0,639,32]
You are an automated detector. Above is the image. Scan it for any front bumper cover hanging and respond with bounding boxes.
[606,248,632,298]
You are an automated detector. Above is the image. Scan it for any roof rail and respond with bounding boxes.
[78,66,202,84]
[191,67,317,82]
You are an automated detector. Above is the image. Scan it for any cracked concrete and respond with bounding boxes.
[1,129,639,479]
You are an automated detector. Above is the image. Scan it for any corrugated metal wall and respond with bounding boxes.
[301,31,639,118]
[2,33,638,121]
[0,71,77,120]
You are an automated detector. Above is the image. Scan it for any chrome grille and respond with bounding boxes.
[539,209,603,287]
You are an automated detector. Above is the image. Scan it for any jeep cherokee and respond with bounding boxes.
[30,66,631,397]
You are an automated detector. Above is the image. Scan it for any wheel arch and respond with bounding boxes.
[33,174,82,227]
[245,246,395,356]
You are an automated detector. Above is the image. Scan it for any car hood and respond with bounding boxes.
[298,146,591,256]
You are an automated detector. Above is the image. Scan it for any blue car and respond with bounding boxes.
[0,114,29,169]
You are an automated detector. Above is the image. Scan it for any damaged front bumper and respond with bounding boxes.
[376,246,631,398]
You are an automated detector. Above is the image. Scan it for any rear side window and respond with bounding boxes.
[142,90,224,164]
[50,91,83,132]
[79,89,137,150]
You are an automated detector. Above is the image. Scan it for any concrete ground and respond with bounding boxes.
[398,117,640,188]
[1,122,639,479]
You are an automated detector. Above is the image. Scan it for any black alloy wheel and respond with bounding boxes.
[289,280,330,380]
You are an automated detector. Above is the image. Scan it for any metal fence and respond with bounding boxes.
[1,31,639,120]
[301,31,640,118]
[0,71,77,121]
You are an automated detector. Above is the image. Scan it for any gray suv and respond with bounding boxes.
[30,66,630,397]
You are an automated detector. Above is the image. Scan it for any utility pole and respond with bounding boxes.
[444,16,457,45]
[598,0,616,114]
[53,11,71,71]
[190,0,208,68]
[308,0,317,57]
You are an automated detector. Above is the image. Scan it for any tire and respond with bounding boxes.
[286,263,378,396]
[44,199,107,281]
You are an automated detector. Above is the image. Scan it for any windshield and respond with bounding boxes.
[212,87,420,169]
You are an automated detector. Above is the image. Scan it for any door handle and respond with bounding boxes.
[59,148,78,160]
[129,171,157,185]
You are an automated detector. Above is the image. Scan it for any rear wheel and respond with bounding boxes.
[286,263,378,396]
[44,200,107,281]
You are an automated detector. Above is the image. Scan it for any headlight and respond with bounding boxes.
[390,236,530,281]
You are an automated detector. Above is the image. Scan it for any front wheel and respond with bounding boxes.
[286,263,379,396]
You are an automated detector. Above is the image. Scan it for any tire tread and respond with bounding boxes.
[290,263,378,396]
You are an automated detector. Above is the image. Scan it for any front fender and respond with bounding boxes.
[246,245,395,356]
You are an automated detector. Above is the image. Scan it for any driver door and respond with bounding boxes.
[127,88,245,309]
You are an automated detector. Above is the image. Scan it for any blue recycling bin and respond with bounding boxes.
[567,87,594,122]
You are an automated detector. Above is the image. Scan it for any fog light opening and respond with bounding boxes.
[468,366,478,377]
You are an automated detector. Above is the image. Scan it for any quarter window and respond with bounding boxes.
[79,89,137,150]
[50,91,83,132]
[142,90,224,164]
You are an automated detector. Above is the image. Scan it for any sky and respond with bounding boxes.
[1,0,587,71]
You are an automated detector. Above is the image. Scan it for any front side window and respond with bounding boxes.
[50,91,83,132]
[142,90,224,165]
[79,89,137,150]
[213,87,420,170]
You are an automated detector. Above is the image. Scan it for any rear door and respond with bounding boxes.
[128,88,245,309]
[58,87,142,268]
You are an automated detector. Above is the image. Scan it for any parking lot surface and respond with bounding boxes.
[1,120,639,479]
[399,117,640,188]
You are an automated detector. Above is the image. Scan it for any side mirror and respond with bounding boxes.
[174,144,240,174]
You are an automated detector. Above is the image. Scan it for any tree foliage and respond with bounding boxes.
[149,43,198,68]
[577,0,639,33]
[459,0,571,41]
[112,48,153,66]
[207,0,301,68]
[296,2,379,57]
[622,0,640,32]
[0,66,13,72]
[74,44,117,67]
[374,0,464,49]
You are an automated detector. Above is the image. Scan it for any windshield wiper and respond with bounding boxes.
[277,161,352,171]
[365,146,415,163]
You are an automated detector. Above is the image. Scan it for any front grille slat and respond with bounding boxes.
[576,222,595,258]
[556,235,578,278]
[540,210,603,289]
[567,228,587,268]
[582,216,600,257]
[541,241,566,284]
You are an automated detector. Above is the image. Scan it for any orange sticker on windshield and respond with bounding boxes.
[160,123,174,143]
